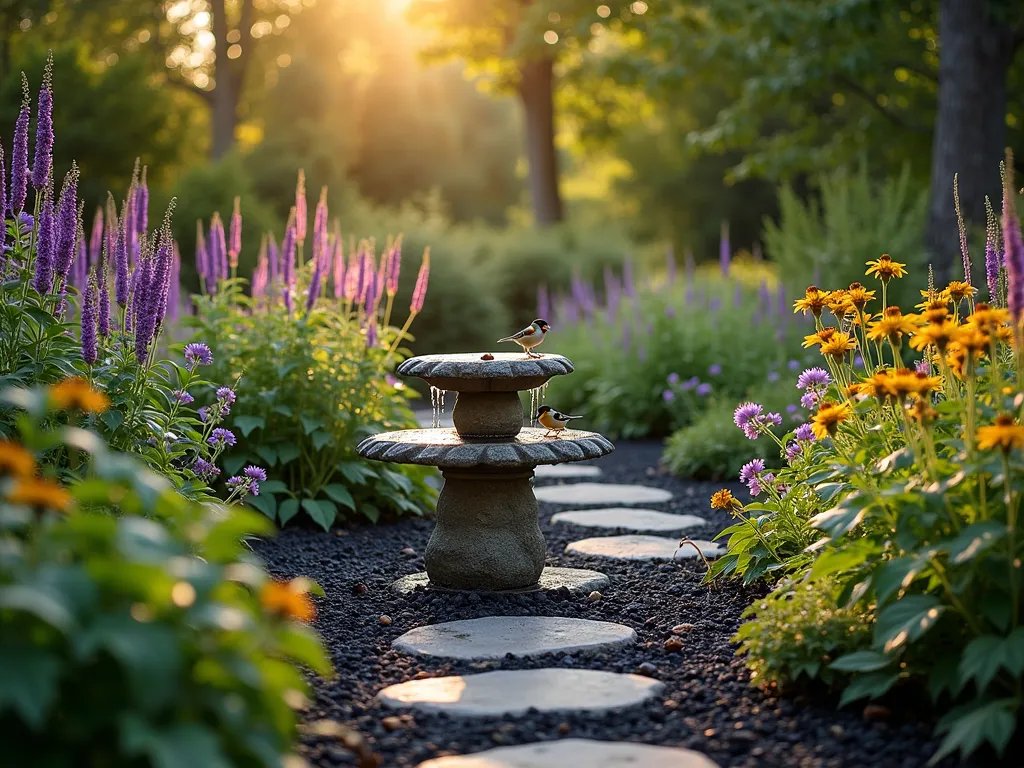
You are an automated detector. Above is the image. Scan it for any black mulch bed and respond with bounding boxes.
[254,442,978,768]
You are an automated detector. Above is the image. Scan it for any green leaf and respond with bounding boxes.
[278,625,334,677]
[958,629,1024,694]
[809,499,868,538]
[0,646,61,728]
[121,716,232,768]
[873,594,944,653]
[311,430,333,450]
[259,480,288,495]
[301,499,336,531]
[278,498,300,526]
[837,671,899,707]
[322,484,355,511]
[222,454,246,476]
[276,443,300,465]
[233,415,265,437]
[929,699,1016,765]
[807,540,875,582]
[829,650,893,673]
[255,445,278,466]
[361,503,380,523]
[0,585,74,631]
[336,461,376,485]
[299,415,324,435]
[872,557,926,604]
[246,493,277,520]
[942,521,1006,565]
[814,482,847,504]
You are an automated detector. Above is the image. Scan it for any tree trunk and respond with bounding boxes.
[518,56,563,226]
[926,0,1021,282]
[209,0,243,159]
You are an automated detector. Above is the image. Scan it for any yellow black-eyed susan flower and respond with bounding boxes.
[867,306,919,345]
[0,441,35,479]
[49,377,110,414]
[710,489,742,513]
[908,319,958,353]
[945,281,977,303]
[793,286,831,318]
[846,282,876,310]
[811,400,852,440]
[977,414,1024,453]
[865,254,908,282]
[818,331,857,361]
[7,478,72,512]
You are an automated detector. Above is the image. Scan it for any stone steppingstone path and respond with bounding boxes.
[552,507,706,533]
[377,668,663,717]
[416,739,721,767]
[566,534,723,561]
[533,463,603,479]
[392,616,636,661]
[391,567,608,595]
[533,482,672,505]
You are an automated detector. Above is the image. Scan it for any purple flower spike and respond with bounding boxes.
[386,237,402,296]
[410,249,430,313]
[30,56,54,190]
[794,423,816,442]
[89,206,103,265]
[228,196,242,268]
[183,342,213,369]
[54,164,79,283]
[209,428,236,447]
[719,220,731,277]
[32,180,55,295]
[366,318,377,348]
[281,215,297,287]
[332,237,345,299]
[10,74,30,214]
[195,220,209,293]
[172,389,193,405]
[797,367,831,391]
[97,241,110,337]
[306,246,325,311]
[135,167,149,239]
[209,212,227,281]
[1003,157,1024,320]
[0,145,6,256]
[114,203,130,306]
[81,268,98,364]
[295,170,307,245]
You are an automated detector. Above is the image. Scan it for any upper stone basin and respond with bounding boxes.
[397,353,573,392]
[356,427,614,470]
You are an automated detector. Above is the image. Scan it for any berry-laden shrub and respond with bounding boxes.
[0,383,334,766]
[184,199,436,528]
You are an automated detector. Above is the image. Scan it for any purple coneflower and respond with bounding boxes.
[171,390,193,405]
[81,268,98,364]
[32,180,55,295]
[794,423,815,442]
[797,367,831,391]
[30,56,53,190]
[192,458,219,479]
[10,74,30,214]
[183,342,213,369]
[209,428,236,448]
[228,196,241,268]
[410,248,430,313]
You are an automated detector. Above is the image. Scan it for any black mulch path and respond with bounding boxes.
[254,442,977,768]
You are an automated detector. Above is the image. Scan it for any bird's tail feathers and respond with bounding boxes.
[497,336,514,343]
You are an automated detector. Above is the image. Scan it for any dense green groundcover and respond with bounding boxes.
[709,169,1024,764]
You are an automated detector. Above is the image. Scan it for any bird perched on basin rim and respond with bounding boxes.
[498,318,550,358]
[536,405,582,437]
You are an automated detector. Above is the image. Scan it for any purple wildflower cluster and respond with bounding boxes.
[226,465,268,500]
[797,367,831,410]
[739,458,774,496]
[662,372,714,403]
[733,401,782,440]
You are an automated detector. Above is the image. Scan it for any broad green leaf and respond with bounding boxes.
[222,454,246,476]
[301,499,335,531]
[872,557,926,604]
[276,443,300,465]
[0,646,61,728]
[278,625,334,677]
[837,671,898,707]
[809,501,868,538]
[942,521,1006,564]
[830,650,893,673]
[958,629,1024,694]
[100,409,125,433]
[929,698,1016,764]
[0,586,74,632]
[361,503,380,523]
[245,492,277,520]
[336,461,376,485]
[278,498,300,526]
[299,416,323,435]
[311,430,333,450]
[233,415,265,437]
[255,445,278,466]
[322,484,355,511]
[807,540,875,582]
[873,594,944,653]
[259,480,288,495]
[121,716,232,768]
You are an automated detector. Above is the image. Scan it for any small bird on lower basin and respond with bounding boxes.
[497,318,550,358]
[536,405,582,437]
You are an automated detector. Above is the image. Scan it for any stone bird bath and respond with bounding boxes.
[356,353,614,591]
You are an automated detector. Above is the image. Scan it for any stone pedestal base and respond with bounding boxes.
[425,468,545,590]
[451,391,523,438]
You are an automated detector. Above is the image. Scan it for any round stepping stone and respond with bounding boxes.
[378,668,663,717]
[392,616,635,661]
[552,507,706,533]
[417,739,720,767]
[566,535,723,561]
[534,463,602,479]
[392,567,608,595]
[534,482,672,505]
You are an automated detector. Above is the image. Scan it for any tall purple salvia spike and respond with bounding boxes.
[410,248,430,313]
[0,145,6,257]
[953,174,972,283]
[385,235,402,296]
[209,212,227,281]
[126,162,140,266]
[81,267,98,364]
[30,53,54,190]
[153,201,177,329]
[281,209,297,286]
[97,237,110,336]
[720,220,731,277]
[32,177,55,294]
[75,220,87,290]
[132,251,154,363]
[353,244,367,302]
[114,199,130,307]
[1002,150,1024,320]
[623,254,635,297]
[312,187,327,263]
[268,231,280,286]
[361,246,376,303]
[54,163,79,283]
[134,165,149,240]
[363,269,379,318]
[228,196,241,268]
[344,251,359,300]
[366,316,377,348]
[306,248,324,312]
[10,74,30,214]
[89,206,103,265]
[333,234,345,299]
[665,244,676,285]
[985,195,1001,303]
[194,220,209,294]
[295,170,307,245]
[168,242,181,322]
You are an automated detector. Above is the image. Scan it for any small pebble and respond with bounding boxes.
[558,722,570,735]
[379,615,392,626]
[663,637,684,653]
[351,583,367,595]
[481,353,495,360]
[400,547,417,557]
[863,704,891,721]
[829,725,845,737]
[381,716,403,732]
[636,661,658,677]
[587,590,603,602]
[663,699,679,709]
[671,623,696,634]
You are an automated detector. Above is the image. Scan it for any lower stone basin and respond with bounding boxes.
[356,427,614,470]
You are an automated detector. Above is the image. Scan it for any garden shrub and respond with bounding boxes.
[185,212,437,529]
[0,383,333,766]
[710,157,1024,762]
[541,257,811,439]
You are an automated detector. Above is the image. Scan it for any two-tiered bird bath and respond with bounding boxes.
[357,353,614,591]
